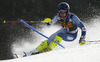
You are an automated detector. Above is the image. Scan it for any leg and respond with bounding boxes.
[47,28,66,44]
[36,35,62,53]
[58,33,77,41]
[48,35,62,50]
[36,40,51,53]
[32,40,48,55]
[32,28,65,55]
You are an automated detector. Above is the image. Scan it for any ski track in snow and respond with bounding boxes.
[1,16,100,62]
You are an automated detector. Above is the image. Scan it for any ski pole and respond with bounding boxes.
[20,19,65,48]
[88,40,100,42]
[79,40,100,46]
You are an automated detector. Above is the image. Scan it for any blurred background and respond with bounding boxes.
[0,0,100,21]
[0,0,100,60]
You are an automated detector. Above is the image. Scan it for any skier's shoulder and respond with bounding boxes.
[69,13,81,24]
[69,12,77,19]
[70,13,80,20]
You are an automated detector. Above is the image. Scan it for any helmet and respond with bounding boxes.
[58,2,70,14]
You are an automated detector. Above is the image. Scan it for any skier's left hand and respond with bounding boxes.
[79,36,86,44]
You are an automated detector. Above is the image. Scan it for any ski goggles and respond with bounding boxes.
[59,10,67,13]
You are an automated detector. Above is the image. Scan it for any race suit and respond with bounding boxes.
[33,12,86,53]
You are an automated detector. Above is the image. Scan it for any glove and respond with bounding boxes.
[79,36,86,44]
[41,18,52,23]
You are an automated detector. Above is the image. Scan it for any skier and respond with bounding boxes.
[32,2,86,55]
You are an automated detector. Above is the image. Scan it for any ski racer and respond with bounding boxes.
[32,2,86,55]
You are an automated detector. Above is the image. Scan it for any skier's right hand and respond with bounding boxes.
[79,36,86,44]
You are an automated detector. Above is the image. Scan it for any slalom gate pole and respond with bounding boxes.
[20,19,65,48]
[3,20,37,23]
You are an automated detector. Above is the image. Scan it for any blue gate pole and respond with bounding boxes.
[20,19,65,48]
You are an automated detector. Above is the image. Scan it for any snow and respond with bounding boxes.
[1,44,100,62]
[1,16,100,62]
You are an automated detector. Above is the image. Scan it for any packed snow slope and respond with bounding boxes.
[1,44,100,62]
[1,16,100,62]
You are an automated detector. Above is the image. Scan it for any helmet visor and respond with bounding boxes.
[59,10,67,13]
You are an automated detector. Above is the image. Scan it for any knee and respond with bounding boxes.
[49,35,62,49]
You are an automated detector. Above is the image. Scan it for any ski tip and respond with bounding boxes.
[14,54,18,58]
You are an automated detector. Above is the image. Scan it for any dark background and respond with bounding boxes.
[0,0,100,60]
[0,0,100,20]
